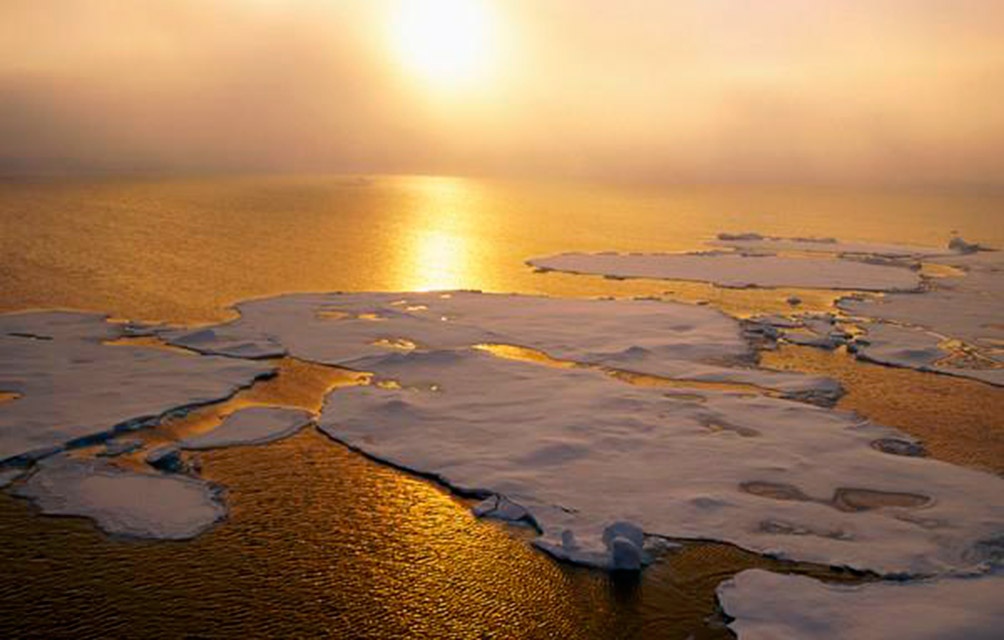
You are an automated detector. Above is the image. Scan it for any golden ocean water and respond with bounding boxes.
[1,175,1002,638]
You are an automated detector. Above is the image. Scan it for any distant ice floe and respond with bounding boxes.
[711,232,953,258]
[527,252,922,291]
[0,311,274,462]
[155,292,838,401]
[180,407,313,450]
[13,455,225,539]
[717,569,1004,640]
[320,348,1004,575]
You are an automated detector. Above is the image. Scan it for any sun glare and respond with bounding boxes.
[391,0,496,88]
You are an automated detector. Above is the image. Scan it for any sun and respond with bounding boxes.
[390,0,496,88]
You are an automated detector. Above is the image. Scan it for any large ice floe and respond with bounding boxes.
[527,252,922,291]
[320,347,1004,574]
[13,454,225,539]
[710,233,954,259]
[155,292,838,401]
[0,311,274,462]
[717,569,1004,640]
[840,250,1004,385]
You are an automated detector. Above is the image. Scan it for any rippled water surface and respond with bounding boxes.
[1,175,1002,638]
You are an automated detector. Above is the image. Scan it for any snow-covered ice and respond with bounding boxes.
[155,292,838,400]
[180,407,313,450]
[320,348,1004,575]
[841,251,1004,384]
[711,233,953,258]
[0,312,274,462]
[13,455,225,539]
[528,252,922,291]
[717,569,1004,640]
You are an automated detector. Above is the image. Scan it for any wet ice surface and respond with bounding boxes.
[0,312,274,462]
[179,406,313,450]
[321,348,1004,575]
[528,251,922,291]
[13,455,225,539]
[717,569,1004,640]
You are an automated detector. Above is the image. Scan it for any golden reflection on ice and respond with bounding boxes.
[474,343,767,396]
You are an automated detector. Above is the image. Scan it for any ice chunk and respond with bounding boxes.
[320,349,1004,575]
[146,446,187,473]
[13,455,225,539]
[528,252,921,291]
[717,569,1004,640]
[536,521,652,570]
[180,406,313,450]
[472,495,538,527]
[0,311,274,462]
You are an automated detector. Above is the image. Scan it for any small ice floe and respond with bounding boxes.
[0,311,274,462]
[717,569,1004,640]
[320,348,1004,575]
[526,251,921,291]
[13,455,225,539]
[151,291,838,399]
[179,406,313,450]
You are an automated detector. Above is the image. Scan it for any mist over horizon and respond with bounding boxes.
[3,0,1004,186]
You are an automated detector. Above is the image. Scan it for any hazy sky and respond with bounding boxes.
[2,0,1003,184]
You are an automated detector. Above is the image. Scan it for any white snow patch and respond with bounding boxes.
[13,455,225,539]
[180,407,313,450]
[717,569,1004,640]
[320,349,1004,575]
[528,252,921,291]
[0,311,274,462]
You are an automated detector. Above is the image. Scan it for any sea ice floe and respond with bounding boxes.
[527,252,921,291]
[711,233,954,258]
[717,569,1004,640]
[841,251,1004,384]
[179,406,313,450]
[155,292,838,400]
[13,455,225,539]
[0,311,274,462]
[320,349,1004,575]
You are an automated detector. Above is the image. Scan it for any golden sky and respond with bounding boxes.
[2,0,1003,184]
